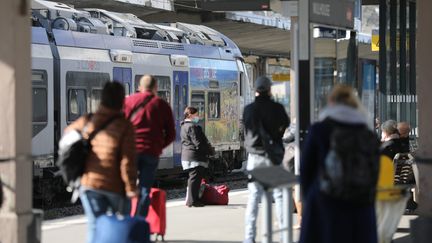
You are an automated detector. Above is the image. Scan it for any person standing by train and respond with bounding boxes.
[124,75,176,217]
[65,82,138,243]
[180,107,214,207]
[242,76,290,243]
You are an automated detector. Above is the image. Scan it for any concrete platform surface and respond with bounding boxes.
[42,189,416,243]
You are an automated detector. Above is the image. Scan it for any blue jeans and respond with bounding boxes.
[244,153,283,241]
[79,188,129,243]
[136,154,159,217]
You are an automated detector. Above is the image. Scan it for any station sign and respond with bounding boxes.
[272,73,290,82]
[309,0,355,29]
[201,0,270,11]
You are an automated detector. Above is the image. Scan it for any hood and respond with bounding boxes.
[318,104,370,127]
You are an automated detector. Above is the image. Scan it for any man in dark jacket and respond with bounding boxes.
[242,76,290,243]
[124,75,176,217]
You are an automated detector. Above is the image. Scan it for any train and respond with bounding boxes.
[30,0,255,204]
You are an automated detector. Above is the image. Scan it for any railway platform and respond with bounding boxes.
[42,188,414,243]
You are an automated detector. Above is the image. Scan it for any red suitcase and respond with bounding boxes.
[131,188,166,241]
[147,188,166,241]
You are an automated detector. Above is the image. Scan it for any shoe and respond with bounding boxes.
[191,202,205,207]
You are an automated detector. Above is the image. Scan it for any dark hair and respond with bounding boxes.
[184,106,198,119]
[101,81,125,110]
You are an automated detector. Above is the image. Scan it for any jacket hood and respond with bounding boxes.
[318,104,370,127]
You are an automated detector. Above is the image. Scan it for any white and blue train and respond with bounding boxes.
[31,0,254,202]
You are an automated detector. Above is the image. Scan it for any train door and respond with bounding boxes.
[173,71,188,167]
[113,67,132,96]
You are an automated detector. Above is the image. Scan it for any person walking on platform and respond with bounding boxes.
[124,75,175,217]
[380,120,407,159]
[242,76,290,243]
[65,82,138,243]
[299,85,379,243]
[181,107,214,207]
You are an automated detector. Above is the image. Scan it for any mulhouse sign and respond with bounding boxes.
[309,0,355,29]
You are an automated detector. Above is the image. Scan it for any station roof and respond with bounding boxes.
[48,0,379,59]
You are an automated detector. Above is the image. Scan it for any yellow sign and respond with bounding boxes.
[272,73,290,82]
[372,29,379,52]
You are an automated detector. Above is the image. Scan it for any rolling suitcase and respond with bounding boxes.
[147,188,166,241]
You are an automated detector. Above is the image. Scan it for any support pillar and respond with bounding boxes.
[0,0,37,243]
[411,0,432,241]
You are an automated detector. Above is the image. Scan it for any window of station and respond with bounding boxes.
[207,92,220,119]
[68,89,87,122]
[32,70,48,137]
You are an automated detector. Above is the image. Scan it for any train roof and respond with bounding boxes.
[31,0,242,61]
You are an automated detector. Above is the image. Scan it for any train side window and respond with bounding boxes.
[32,70,48,137]
[208,92,220,119]
[124,83,130,96]
[66,71,109,121]
[68,89,87,122]
[156,76,171,104]
[91,89,102,113]
[135,75,171,104]
[175,85,180,118]
[191,92,205,117]
[182,85,188,112]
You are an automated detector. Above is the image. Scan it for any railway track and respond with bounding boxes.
[41,172,248,220]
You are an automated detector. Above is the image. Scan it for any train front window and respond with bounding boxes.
[68,89,87,122]
[208,92,220,119]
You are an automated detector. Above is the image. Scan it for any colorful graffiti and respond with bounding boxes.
[189,58,240,146]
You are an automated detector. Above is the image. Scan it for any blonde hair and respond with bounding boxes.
[328,84,361,109]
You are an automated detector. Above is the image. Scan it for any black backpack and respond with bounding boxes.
[320,122,380,204]
[56,114,120,191]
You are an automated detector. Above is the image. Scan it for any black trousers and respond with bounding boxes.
[186,166,207,206]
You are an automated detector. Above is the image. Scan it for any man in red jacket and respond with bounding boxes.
[124,75,175,216]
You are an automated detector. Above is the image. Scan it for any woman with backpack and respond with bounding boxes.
[299,85,379,243]
[180,107,214,207]
[64,82,138,243]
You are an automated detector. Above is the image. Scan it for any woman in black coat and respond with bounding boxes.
[299,85,378,243]
[181,107,214,207]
